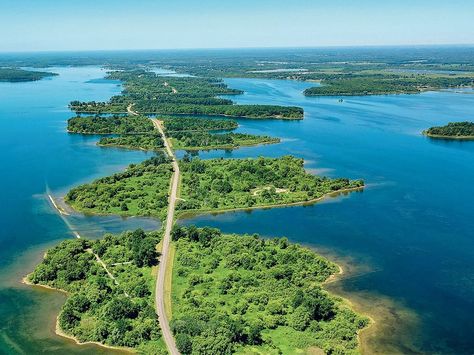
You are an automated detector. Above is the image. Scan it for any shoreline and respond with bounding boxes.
[177,185,364,220]
[320,261,377,354]
[422,131,474,140]
[22,274,133,353]
[71,111,303,120]
[64,185,363,222]
[172,138,280,151]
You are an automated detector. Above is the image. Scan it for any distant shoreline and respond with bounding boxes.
[423,131,474,140]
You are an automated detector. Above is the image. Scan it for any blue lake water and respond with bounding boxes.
[0,68,473,354]
[181,78,474,354]
[0,67,159,353]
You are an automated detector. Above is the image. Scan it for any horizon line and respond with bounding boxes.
[2,43,474,55]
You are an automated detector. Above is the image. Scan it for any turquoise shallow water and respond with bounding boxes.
[1,68,473,354]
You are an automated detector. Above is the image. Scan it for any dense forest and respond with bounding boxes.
[170,131,280,150]
[98,133,164,150]
[65,155,362,219]
[28,230,167,353]
[69,70,304,119]
[424,121,474,138]
[0,68,57,82]
[177,156,364,213]
[161,116,238,132]
[303,75,474,96]
[66,153,172,219]
[171,226,368,354]
[67,115,154,134]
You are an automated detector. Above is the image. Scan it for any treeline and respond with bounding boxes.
[136,103,304,119]
[69,100,128,113]
[98,133,164,150]
[170,226,368,354]
[424,121,474,138]
[28,230,166,352]
[304,75,474,96]
[66,153,172,219]
[0,68,58,82]
[170,131,279,150]
[69,69,304,119]
[177,156,364,212]
[161,116,238,132]
[67,115,154,134]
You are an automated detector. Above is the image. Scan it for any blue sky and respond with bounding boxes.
[1,0,474,52]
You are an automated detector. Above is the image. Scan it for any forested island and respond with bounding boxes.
[423,121,474,139]
[303,75,474,96]
[65,154,363,219]
[69,70,304,119]
[171,226,368,354]
[169,131,279,150]
[26,229,167,353]
[0,68,58,82]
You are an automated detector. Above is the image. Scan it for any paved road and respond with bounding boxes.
[152,118,180,355]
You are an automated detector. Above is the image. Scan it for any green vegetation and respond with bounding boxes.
[304,75,474,96]
[65,155,362,220]
[66,153,172,219]
[28,230,166,353]
[177,156,364,213]
[170,131,280,150]
[69,70,304,119]
[98,133,164,150]
[424,121,474,139]
[171,226,368,354]
[161,116,238,132]
[67,115,154,134]
[0,68,57,82]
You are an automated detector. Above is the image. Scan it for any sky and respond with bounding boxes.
[1,0,474,52]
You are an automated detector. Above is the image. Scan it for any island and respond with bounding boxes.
[169,131,280,150]
[26,229,167,354]
[423,121,474,139]
[65,155,363,219]
[170,226,368,354]
[0,67,58,82]
[303,75,474,96]
[69,70,304,119]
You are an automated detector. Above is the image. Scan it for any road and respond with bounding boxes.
[152,118,180,355]
[127,103,139,116]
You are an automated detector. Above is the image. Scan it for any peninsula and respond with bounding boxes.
[423,121,474,139]
[0,68,58,82]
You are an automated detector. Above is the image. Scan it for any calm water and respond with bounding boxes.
[180,79,474,354]
[0,67,160,354]
[1,69,473,354]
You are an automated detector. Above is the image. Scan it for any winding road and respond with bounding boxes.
[152,118,180,355]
